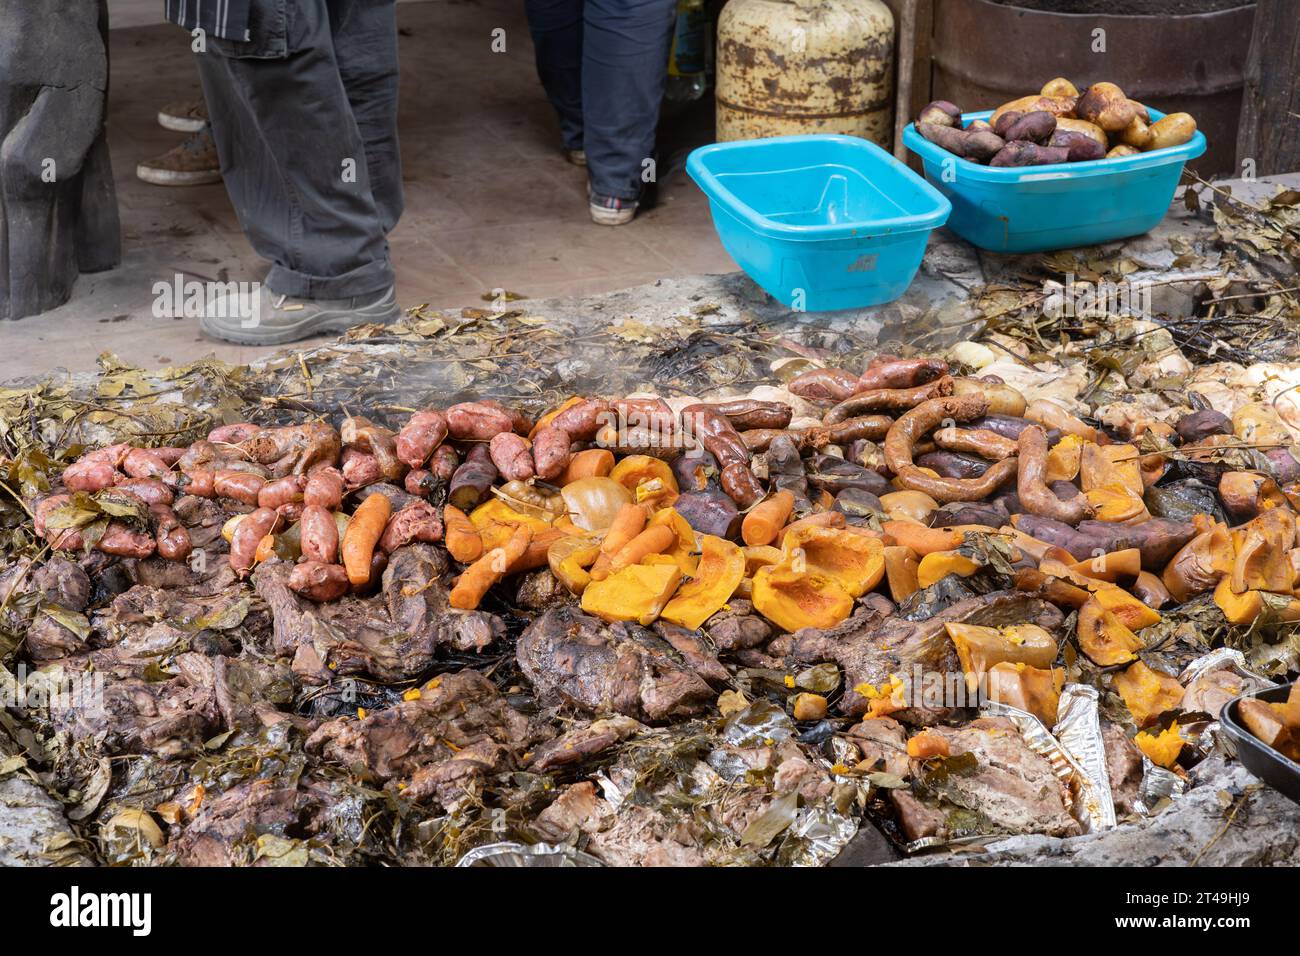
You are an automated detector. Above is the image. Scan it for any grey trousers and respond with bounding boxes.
[196,0,401,299]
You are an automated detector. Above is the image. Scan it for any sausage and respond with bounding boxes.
[530,425,570,481]
[549,398,612,442]
[123,448,175,482]
[97,522,157,558]
[883,394,1019,504]
[740,429,805,453]
[152,447,188,466]
[300,504,340,564]
[340,416,405,481]
[115,478,174,507]
[679,405,749,469]
[489,432,535,481]
[239,422,341,477]
[277,502,305,524]
[151,503,192,560]
[62,457,122,492]
[1017,425,1093,524]
[405,469,433,497]
[787,368,859,403]
[341,448,382,489]
[933,426,1019,460]
[379,501,445,552]
[704,399,792,431]
[182,468,216,499]
[824,377,955,424]
[720,462,764,509]
[856,358,949,391]
[395,409,449,468]
[481,399,532,436]
[304,466,345,509]
[213,470,266,505]
[258,474,307,510]
[446,402,516,441]
[804,415,893,449]
[229,507,279,576]
[208,422,261,444]
[288,562,350,602]
[428,445,459,481]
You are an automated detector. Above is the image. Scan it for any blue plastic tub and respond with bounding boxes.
[903,108,1206,253]
[687,135,951,311]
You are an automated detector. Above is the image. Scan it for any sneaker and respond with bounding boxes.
[589,191,638,226]
[199,284,402,346]
[564,148,587,167]
[158,99,209,133]
[136,130,222,186]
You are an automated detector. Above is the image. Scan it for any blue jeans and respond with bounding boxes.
[526,0,676,200]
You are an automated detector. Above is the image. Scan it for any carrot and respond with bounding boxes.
[881,520,967,556]
[450,523,532,609]
[342,492,392,585]
[443,504,483,563]
[607,523,676,575]
[589,503,647,580]
[561,448,615,485]
[741,490,795,547]
[508,527,569,573]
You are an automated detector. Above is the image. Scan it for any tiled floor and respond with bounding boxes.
[0,0,734,380]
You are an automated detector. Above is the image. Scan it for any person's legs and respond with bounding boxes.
[581,0,675,202]
[525,0,586,153]
[329,0,403,234]
[196,0,394,301]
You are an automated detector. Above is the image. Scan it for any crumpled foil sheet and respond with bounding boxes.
[982,699,1111,833]
[1052,684,1118,830]
[1178,647,1279,760]
[1135,757,1187,816]
[455,842,604,867]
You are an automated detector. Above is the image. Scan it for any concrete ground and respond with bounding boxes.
[0,0,734,380]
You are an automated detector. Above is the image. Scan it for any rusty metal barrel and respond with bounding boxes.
[928,0,1255,174]
[716,0,896,146]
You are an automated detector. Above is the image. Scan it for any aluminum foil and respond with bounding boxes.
[455,842,604,867]
[1052,684,1118,830]
[1134,756,1187,816]
[981,699,1112,833]
[1179,647,1273,687]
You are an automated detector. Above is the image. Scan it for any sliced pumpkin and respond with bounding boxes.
[945,621,1057,693]
[1077,596,1143,666]
[609,455,678,497]
[1080,441,1143,495]
[1161,521,1233,603]
[985,661,1064,727]
[906,730,950,759]
[470,498,553,533]
[1230,508,1295,595]
[1113,660,1184,727]
[1083,483,1149,523]
[1092,585,1162,631]
[752,565,854,632]
[1069,548,1142,583]
[1135,722,1184,769]
[660,535,745,630]
[883,545,920,602]
[743,545,784,577]
[1044,434,1083,483]
[648,506,700,576]
[917,549,981,589]
[782,525,884,598]
[548,534,603,595]
[1213,576,1300,625]
[580,562,682,626]
[878,490,938,523]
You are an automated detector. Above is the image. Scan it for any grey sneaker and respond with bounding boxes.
[199,284,402,345]
[158,99,209,133]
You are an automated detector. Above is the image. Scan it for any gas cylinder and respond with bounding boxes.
[716,0,895,146]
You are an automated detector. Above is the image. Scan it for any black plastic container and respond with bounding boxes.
[1221,681,1300,806]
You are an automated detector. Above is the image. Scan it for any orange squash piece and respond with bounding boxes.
[1161,522,1232,603]
[660,535,745,630]
[985,662,1065,727]
[1135,723,1184,769]
[916,549,981,589]
[1213,575,1300,625]
[1077,596,1143,666]
[1113,660,1184,727]
[782,524,884,598]
[1230,509,1296,595]
[945,621,1057,693]
[906,731,950,759]
[883,546,920,602]
[752,565,853,632]
[1080,441,1143,495]
[580,563,682,626]
[1069,548,1142,583]
[1044,434,1083,483]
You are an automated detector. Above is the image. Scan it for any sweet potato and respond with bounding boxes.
[996,110,1056,144]
[990,142,1069,167]
[448,444,497,510]
[917,122,1005,162]
[1048,129,1106,162]
[989,95,1077,129]
[341,493,393,586]
[674,490,741,540]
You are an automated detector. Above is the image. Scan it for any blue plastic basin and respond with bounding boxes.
[902,108,1206,253]
[687,135,951,311]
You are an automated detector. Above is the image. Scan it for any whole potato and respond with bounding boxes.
[951,377,1027,417]
[1118,114,1152,149]
[1106,144,1141,158]
[1128,99,1150,123]
[989,95,1076,130]
[1146,112,1197,151]
[1040,77,1079,98]
[1075,82,1135,132]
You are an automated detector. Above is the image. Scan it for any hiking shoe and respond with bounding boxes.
[199,284,402,345]
[158,99,209,133]
[136,130,222,186]
[589,191,638,226]
[564,148,587,167]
